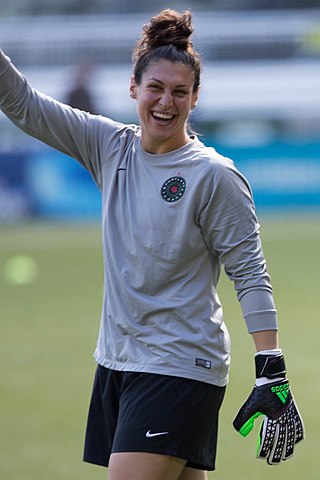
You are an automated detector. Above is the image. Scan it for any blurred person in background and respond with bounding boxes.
[0,8,304,480]
[65,58,98,114]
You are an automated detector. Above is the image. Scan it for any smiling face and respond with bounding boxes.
[130,59,199,154]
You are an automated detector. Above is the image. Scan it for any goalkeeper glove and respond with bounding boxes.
[233,350,304,465]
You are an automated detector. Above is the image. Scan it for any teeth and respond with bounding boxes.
[152,112,174,120]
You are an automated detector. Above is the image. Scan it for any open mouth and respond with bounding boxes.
[152,111,175,122]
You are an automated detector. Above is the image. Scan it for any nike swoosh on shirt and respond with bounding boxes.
[145,430,169,438]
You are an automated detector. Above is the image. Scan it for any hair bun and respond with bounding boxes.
[142,9,193,51]
[133,9,201,94]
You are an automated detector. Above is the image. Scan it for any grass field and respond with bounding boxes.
[0,216,319,480]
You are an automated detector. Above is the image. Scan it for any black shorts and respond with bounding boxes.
[83,365,226,471]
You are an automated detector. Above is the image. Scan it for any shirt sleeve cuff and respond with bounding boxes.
[244,311,278,333]
[239,288,278,333]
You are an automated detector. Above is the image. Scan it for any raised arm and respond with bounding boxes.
[0,48,108,184]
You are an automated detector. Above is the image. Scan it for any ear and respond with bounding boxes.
[130,75,137,99]
[191,86,200,109]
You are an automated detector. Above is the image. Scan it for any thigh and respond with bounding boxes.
[108,452,186,480]
[178,466,208,480]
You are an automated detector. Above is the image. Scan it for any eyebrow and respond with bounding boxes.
[147,77,189,88]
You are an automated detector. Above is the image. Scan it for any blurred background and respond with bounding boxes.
[1,0,320,220]
[0,2,319,480]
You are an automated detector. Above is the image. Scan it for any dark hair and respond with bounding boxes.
[132,9,201,93]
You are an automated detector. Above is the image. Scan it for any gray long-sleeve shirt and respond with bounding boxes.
[0,50,277,386]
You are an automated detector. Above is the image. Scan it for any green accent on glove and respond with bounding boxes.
[239,411,263,437]
[271,382,290,404]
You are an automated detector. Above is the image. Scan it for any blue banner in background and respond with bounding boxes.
[0,151,34,222]
[27,149,101,219]
[0,141,320,222]
[212,140,320,212]
[0,147,101,222]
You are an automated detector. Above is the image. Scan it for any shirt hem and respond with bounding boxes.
[93,351,228,387]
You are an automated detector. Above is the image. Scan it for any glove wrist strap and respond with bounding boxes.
[255,351,286,379]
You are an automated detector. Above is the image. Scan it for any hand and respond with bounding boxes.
[233,351,304,465]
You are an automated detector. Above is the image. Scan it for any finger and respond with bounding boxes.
[234,411,263,437]
[257,417,275,460]
[268,421,286,464]
[295,415,305,444]
[283,420,295,460]
[292,401,305,444]
[233,388,265,436]
[283,404,296,460]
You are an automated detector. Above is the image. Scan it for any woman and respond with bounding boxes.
[0,9,304,480]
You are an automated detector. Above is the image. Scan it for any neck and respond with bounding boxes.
[141,134,190,155]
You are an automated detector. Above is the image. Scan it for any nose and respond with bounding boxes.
[159,90,173,109]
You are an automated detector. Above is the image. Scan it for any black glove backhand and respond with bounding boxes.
[233,352,304,465]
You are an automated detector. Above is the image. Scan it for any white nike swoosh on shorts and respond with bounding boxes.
[145,430,169,438]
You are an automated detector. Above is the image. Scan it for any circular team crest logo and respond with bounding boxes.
[161,176,186,203]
